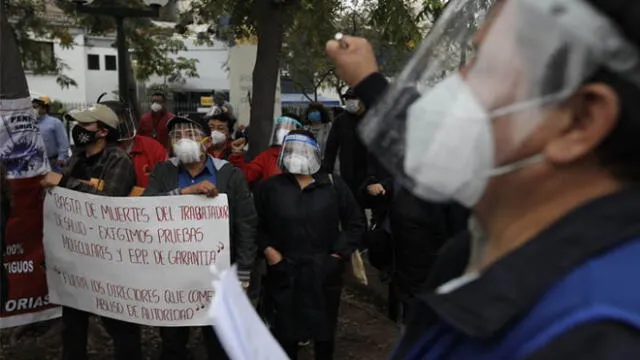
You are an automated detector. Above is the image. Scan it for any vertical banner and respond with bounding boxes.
[1,177,60,328]
[43,188,231,326]
[0,11,53,328]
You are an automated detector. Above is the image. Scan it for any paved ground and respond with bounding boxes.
[0,288,399,360]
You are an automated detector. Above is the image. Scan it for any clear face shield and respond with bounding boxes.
[359,0,640,207]
[278,133,322,175]
[270,116,303,146]
[115,107,137,142]
[169,123,209,164]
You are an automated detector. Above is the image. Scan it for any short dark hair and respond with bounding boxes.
[303,102,331,125]
[151,92,165,100]
[584,0,640,182]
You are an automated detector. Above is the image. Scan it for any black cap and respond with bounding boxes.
[167,115,208,133]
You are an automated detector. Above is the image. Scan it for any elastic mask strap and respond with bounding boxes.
[487,153,546,177]
[488,89,573,119]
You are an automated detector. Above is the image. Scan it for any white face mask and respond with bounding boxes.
[405,74,544,207]
[173,138,202,164]
[282,154,311,175]
[150,102,163,112]
[210,130,227,146]
[345,100,360,114]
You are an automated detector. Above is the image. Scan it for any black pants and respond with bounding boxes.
[62,306,141,360]
[160,326,229,360]
[279,340,335,360]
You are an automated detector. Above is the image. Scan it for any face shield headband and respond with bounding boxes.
[357,0,640,208]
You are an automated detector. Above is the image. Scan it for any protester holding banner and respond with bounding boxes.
[143,115,257,360]
[40,104,140,360]
[255,130,365,360]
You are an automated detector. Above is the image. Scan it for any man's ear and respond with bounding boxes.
[544,83,620,164]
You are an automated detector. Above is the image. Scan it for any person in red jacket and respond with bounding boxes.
[100,100,168,188]
[137,92,175,150]
[229,115,302,186]
[124,135,167,188]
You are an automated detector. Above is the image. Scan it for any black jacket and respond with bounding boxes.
[255,172,366,340]
[323,111,369,198]
[143,156,257,282]
[60,145,136,197]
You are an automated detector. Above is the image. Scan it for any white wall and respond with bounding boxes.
[84,37,120,103]
[144,38,230,92]
[26,33,87,104]
[26,29,232,105]
[229,44,281,126]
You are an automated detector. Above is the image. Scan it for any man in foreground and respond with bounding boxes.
[327,0,640,357]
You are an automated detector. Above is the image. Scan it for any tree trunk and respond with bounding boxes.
[248,0,286,159]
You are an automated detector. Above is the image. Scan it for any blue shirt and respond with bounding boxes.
[37,114,70,161]
[178,156,217,189]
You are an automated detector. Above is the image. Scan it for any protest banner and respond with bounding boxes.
[1,177,61,328]
[43,187,231,327]
[0,11,55,328]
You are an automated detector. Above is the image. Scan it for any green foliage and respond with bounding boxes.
[4,0,199,90]
[281,0,435,100]
[131,27,199,86]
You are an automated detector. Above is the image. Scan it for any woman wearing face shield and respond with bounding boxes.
[254,130,366,360]
[229,115,303,186]
[327,0,640,358]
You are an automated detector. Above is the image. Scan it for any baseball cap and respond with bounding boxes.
[65,104,120,129]
[167,114,208,133]
[32,95,50,105]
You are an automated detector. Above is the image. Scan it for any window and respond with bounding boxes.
[87,54,100,70]
[23,41,55,73]
[105,55,117,71]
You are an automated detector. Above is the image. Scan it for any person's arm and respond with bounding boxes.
[53,119,70,161]
[60,153,135,196]
[152,139,169,165]
[143,162,181,196]
[229,151,266,184]
[332,175,366,258]
[254,181,275,252]
[322,120,339,173]
[526,322,640,360]
[353,73,390,111]
[227,168,258,283]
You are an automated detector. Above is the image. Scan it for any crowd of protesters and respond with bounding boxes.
[1,81,463,359]
[6,0,640,359]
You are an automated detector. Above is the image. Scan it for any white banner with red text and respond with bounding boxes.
[42,187,230,327]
